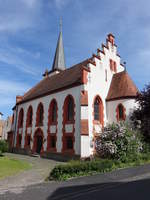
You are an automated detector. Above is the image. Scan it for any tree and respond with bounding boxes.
[131,83,150,141]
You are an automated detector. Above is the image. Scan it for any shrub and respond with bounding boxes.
[95,122,144,162]
[49,159,116,180]
[0,140,8,153]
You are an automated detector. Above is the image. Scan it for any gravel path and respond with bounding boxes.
[0,153,63,194]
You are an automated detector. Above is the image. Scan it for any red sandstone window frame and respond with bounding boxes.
[64,95,75,123]
[93,95,104,126]
[116,103,126,121]
[36,103,44,126]
[26,106,33,127]
[18,108,24,128]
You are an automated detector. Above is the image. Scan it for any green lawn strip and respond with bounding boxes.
[0,156,32,179]
[49,153,150,181]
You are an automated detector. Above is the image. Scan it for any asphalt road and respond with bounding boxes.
[1,163,150,200]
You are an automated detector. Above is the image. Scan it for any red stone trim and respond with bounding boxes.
[47,99,58,152]
[36,102,44,127]
[62,95,75,154]
[82,69,88,84]
[80,90,88,106]
[92,54,101,60]
[32,128,44,154]
[87,59,96,66]
[81,119,89,135]
[116,103,126,121]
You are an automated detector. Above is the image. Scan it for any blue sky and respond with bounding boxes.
[0,0,150,118]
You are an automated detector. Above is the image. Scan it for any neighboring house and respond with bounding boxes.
[2,116,13,140]
[11,29,138,158]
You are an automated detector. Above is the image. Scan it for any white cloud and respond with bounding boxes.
[0,46,40,76]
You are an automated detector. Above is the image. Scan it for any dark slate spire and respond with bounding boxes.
[52,19,66,71]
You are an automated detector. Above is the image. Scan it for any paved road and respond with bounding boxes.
[1,163,150,200]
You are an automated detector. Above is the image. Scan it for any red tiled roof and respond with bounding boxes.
[106,71,138,101]
[18,60,90,104]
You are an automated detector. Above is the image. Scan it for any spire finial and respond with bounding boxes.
[59,17,62,32]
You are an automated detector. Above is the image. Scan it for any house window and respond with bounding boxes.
[27,106,33,126]
[110,59,117,72]
[117,104,125,121]
[51,136,56,148]
[18,108,24,128]
[66,136,73,149]
[67,96,74,121]
[118,104,124,120]
[94,97,100,121]
[36,103,44,126]
[52,101,57,123]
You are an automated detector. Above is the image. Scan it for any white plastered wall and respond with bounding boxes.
[84,40,125,156]
[106,99,138,124]
[13,85,82,155]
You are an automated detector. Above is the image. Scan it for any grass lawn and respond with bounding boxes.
[0,156,32,179]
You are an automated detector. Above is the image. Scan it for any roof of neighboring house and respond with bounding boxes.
[106,71,138,101]
[18,61,90,104]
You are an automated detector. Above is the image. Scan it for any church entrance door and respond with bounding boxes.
[36,135,43,154]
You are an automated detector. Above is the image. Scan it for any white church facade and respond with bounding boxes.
[11,30,138,158]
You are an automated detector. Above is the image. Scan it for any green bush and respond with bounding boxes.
[0,140,8,153]
[49,159,118,180]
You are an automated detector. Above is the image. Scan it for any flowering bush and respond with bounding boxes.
[95,122,144,162]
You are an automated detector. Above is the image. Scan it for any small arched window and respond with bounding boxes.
[67,96,74,121]
[36,103,44,126]
[27,106,33,126]
[118,104,125,121]
[94,97,100,121]
[18,108,24,128]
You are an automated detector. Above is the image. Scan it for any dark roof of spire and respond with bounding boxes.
[52,30,66,72]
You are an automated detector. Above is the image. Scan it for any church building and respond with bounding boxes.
[11,28,138,158]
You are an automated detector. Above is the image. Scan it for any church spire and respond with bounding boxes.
[52,18,66,71]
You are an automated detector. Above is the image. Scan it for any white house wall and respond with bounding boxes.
[13,85,82,155]
[106,99,138,124]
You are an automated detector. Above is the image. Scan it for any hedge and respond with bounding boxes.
[49,153,150,181]
[49,159,119,180]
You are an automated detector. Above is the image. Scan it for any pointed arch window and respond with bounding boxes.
[27,106,33,127]
[18,108,24,128]
[67,96,74,121]
[117,104,126,121]
[36,103,44,126]
[93,96,104,125]
[94,97,100,121]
